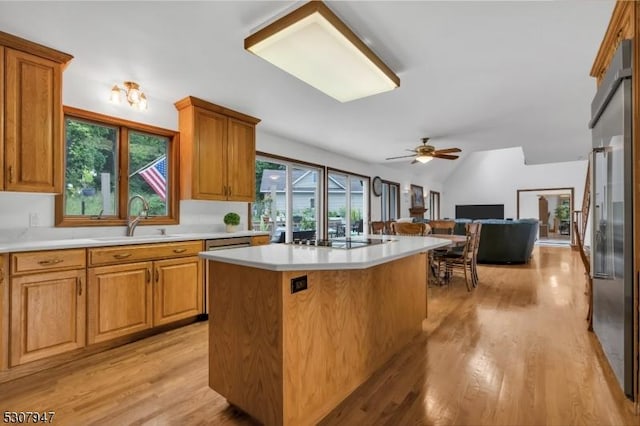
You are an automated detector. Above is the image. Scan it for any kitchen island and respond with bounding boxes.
[200,236,449,426]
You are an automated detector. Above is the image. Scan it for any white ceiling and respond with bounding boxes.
[0,1,614,177]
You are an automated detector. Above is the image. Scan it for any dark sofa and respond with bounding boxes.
[473,219,538,264]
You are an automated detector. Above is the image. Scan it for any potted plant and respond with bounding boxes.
[224,212,241,233]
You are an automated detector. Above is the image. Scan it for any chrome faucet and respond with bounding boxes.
[126,195,150,236]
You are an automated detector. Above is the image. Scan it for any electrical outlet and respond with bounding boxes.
[29,212,39,227]
[291,275,308,294]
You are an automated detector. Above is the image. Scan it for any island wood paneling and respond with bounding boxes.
[208,261,283,426]
[281,253,427,425]
[208,252,427,426]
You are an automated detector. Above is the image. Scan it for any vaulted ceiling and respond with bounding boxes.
[0,1,614,178]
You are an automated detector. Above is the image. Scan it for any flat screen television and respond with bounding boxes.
[455,204,504,220]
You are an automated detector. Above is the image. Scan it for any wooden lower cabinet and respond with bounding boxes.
[10,269,85,366]
[87,262,153,345]
[153,256,203,326]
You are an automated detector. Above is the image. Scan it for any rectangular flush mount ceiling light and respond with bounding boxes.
[244,1,400,102]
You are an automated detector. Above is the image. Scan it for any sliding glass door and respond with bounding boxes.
[327,170,369,238]
[254,156,323,243]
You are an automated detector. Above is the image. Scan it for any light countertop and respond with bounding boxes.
[200,235,451,271]
[0,231,269,253]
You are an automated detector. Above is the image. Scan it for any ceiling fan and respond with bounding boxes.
[385,138,461,164]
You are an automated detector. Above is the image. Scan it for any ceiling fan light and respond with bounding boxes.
[416,155,433,164]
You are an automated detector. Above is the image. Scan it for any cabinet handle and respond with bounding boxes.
[228,186,232,197]
[155,267,159,283]
[8,166,14,184]
[173,248,187,254]
[113,253,132,259]
[0,267,3,284]
[77,277,83,296]
[223,185,227,196]
[38,258,63,266]
[146,268,151,283]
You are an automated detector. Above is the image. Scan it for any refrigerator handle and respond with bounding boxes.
[590,146,613,280]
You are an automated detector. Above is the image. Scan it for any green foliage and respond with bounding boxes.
[350,209,362,222]
[64,119,169,216]
[224,212,240,225]
[555,203,570,221]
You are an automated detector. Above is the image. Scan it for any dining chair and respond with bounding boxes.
[370,221,385,235]
[384,220,396,235]
[390,222,429,236]
[470,223,482,287]
[437,222,480,291]
[429,220,455,235]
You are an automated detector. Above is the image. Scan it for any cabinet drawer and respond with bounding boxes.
[88,241,203,267]
[11,249,86,275]
[251,235,270,246]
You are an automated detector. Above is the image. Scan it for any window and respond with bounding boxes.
[253,155,323,243]
[56,107,178,226]
[380,180,400,221]
[429,191,441,220]
[327,169,369,238]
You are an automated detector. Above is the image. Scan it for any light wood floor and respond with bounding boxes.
[0,246,637,425]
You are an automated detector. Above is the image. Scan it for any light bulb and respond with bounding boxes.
[110,85,121,103]
[416,155,433,164]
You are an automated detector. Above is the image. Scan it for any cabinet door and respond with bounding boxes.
[0,254,8,370]
[227,118,256,202]
[193,108,227,200]
[5,48,62,193]
[0,46,4,191]
[153,256,203,326]
[10,269,85,366]
[87,262,153,345]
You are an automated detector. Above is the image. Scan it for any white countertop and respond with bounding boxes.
[0,231,269,253]
[200,235,451,271]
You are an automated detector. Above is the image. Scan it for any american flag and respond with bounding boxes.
[139,156,167,200]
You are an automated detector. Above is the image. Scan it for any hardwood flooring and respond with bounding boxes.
[0,246,637,425]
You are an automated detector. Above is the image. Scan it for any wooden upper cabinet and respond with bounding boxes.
[175,96,260,202]
[0,31,72,194]
[193,108,227,199]
[227,118,256,201]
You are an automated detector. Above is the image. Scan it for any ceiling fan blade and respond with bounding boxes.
[385,154,416,160]
[433,148,461,154]
[432,154,459,160]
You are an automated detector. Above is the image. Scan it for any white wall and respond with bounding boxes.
[442,146,588,227]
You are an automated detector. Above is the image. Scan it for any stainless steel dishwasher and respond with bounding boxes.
[203,237,252,316]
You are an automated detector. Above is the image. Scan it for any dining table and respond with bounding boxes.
[432,234,467,246]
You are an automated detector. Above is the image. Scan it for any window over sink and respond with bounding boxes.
[55,107,179,227]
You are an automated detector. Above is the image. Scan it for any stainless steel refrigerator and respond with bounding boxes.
[589,39,634,399]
